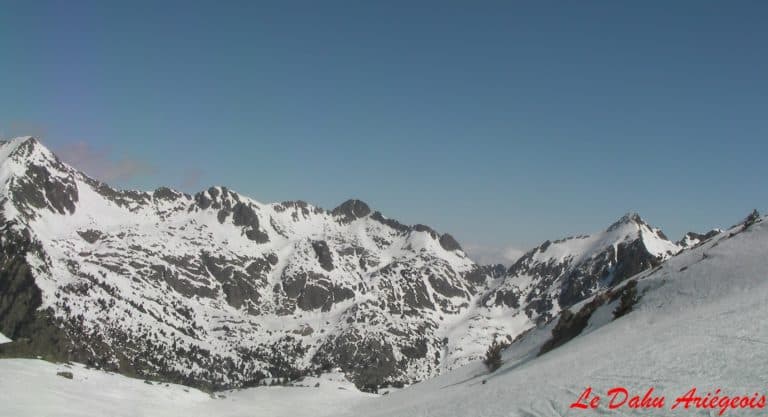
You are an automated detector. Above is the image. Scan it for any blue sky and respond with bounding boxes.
[1,1,766,262]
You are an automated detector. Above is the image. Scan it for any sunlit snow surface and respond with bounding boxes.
[3,217,767,416]
[0,360,373,417]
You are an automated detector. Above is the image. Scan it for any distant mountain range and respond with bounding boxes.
[0,137,727,390]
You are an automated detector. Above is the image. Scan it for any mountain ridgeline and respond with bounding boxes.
[0,137,700,390]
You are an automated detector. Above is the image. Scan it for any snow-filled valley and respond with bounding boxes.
[2,210,767,416]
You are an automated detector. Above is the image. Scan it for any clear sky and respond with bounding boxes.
[1,1,766,263]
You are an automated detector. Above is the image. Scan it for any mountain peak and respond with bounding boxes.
[0,137,79,219]
[0,136,65,173]
[619,211,644,224]
[606,212,646,231]
[1,136,39,157]
[331,199,371,223]
[1,136,37,147]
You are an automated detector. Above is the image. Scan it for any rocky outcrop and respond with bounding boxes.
[201,253,264,309]
[311,240,334,271]
[0,223,105,372]
[332,199,371,223]
[439,234,462,252]
[677,229,721,248]
[0,227,44,340]
[540,279,640,356]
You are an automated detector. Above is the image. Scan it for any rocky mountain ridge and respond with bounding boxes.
[0,136,690,390]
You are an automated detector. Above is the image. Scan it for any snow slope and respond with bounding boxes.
[0,359,372,417]
[3,215,765,416]
[341,215,768,416]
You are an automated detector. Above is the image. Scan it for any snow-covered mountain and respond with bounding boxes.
[2,209,765,417]
[0,136,685,390]
[339,210,768,417]
[481,213,680,324]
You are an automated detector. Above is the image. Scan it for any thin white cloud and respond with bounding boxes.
[463,243,525,266]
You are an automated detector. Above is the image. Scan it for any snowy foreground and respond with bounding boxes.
[0,359,374,417]
[3,218,768,416]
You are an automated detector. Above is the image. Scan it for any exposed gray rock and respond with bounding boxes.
[315,332,399,389]
[77,229,103,244]
[487,288,521,309]
[412,224,438,239]
[153,187,182,201]
[332,199,371,223]
[200,253,262,308]
[11,164,78,217]
[609,238,662,286]
[439,234,462,252]
[311,240,334,271]
[677,229,721,248]
[539,292,609,356]
[428,274,466,299]
[464,264,505,288]
[742,209,761,230]
[370,211,409,233]
[194,192,212,210]
[231,202,269,243]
